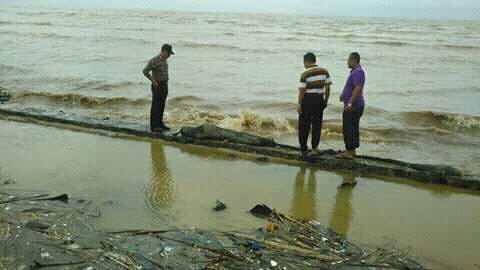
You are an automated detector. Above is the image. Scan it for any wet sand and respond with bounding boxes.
[1,119,479,269]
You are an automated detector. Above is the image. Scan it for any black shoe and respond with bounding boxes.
[301,149,309,156]
[159,123,171,131]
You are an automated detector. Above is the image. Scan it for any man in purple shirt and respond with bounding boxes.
[337,52,365,159]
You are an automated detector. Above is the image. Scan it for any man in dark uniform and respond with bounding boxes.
[297,52,332,156]
[143,44,175,132]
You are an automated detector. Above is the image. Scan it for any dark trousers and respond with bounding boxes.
[298,93,325,151]
[150,81,168,131]
[342,107,364,150]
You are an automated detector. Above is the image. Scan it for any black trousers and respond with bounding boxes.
[298,93,325,151]
[342,107,364,150]
[150,81,168,131]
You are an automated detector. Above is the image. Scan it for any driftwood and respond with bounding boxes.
[0,104,479,191]
[228,232,342,261]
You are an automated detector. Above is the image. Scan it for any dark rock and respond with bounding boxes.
[36,194,69,203]
[2,179,15,185]
[25,220,50,232]
[255,156,269,162]
[180,124,276,147]
[213,200,227,211]
[249,204,272,218]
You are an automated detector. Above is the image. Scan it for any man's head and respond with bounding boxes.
[160,44,175,59]
[303,52,316,68]
[347,52,360,68]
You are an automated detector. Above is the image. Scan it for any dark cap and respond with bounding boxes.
[161,44,175,55]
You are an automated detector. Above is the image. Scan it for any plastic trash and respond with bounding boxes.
[40,251,52,259]
[266,221,278,232]
[250,240,261,252]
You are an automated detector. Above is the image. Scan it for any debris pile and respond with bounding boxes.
[0,188,424,269]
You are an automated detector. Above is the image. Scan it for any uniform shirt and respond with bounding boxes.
[143,55,169,82]
[342,65,365,108]
[299,65,332,94]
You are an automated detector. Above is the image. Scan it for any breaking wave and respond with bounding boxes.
[401,111,480,131]
[5,92,478,143]
[11,91,479,134]
[441,44,480,51]
[166,107,296,135]
[371,41,410,47]
[0,20,52,26]
[0,64,31,74]
[12,91,150,107]
[0,30,72,39]
[176,41,241,50]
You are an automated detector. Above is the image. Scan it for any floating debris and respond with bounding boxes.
[213,199,227,211]
[249,203,273,218]
[0,188,425,269]
[40,251,52,259]
[35,193,69,203]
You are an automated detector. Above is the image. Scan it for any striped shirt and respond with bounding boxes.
[143,55,169,82]
[299,65,332,94]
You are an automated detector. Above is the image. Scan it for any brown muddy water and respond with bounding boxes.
[0,119,479,269]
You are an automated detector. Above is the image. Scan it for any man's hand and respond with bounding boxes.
[152,79,159,88]
[323,100,328,110]
[296,104,302,114]
[345,102,353,112]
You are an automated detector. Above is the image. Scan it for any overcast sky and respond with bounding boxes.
[3,0,480,20]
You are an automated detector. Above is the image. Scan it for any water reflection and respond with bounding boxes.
[289,167,318,220]
[146,140,175,209]
[328,173,356,236]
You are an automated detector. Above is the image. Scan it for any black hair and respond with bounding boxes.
[304,52,316,63]
[350,52,360,64]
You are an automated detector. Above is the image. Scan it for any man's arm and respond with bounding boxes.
[143,62,158,87]
[297,88,306,114]
[324,71,332,108]
[324,84,331,107]
[142,62,152,80]
[297,72,307,113]
[346,85,363,111]
[346,70,365,111]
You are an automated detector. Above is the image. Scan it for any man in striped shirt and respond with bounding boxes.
[297,52,332,156]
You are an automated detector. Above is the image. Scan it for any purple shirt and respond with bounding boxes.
[342,65,365,108]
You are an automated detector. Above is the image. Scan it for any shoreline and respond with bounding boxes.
[1,110,478,269]
[1,104,479,192]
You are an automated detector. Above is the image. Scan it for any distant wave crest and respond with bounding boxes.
[402,111,480,131]
[12,91,150,107]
